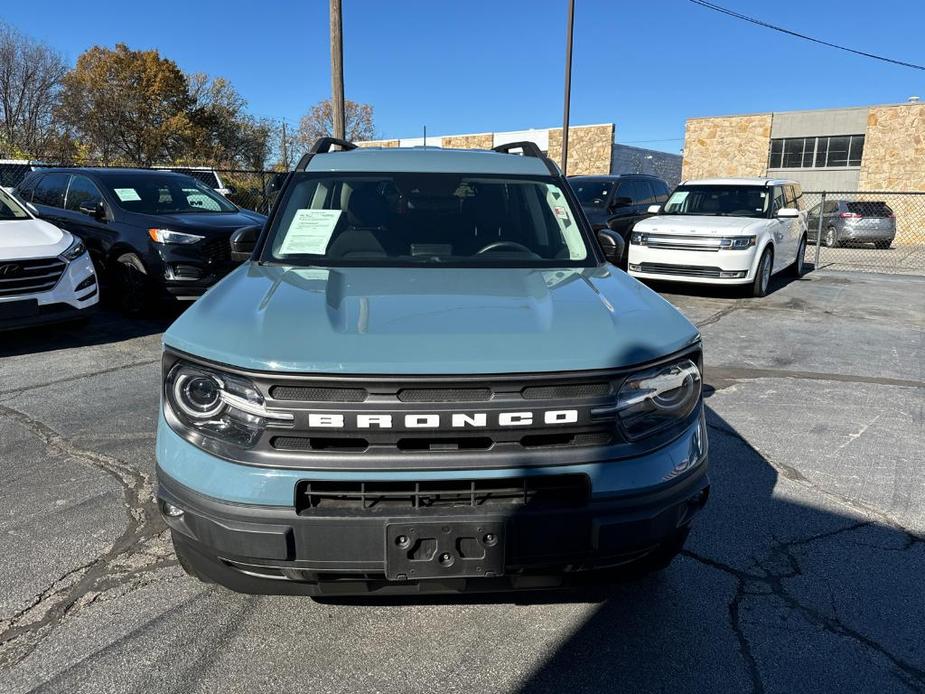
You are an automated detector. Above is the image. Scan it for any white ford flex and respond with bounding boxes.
[627,178,807,297]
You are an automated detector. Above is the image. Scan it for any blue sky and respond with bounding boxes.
[3,0,923,153]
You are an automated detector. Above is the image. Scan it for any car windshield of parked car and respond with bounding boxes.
[570,178,612,208]
[0,187,29,220]
[663,185,770,218]
[102,174,237,215]
[265,173,592,267]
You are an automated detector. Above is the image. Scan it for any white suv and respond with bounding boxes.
[627,178,807,297]
[0,186,99,330]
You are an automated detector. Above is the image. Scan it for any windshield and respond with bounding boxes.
[570,178,613,208]
[663,185,770,218]
[263,173,593,267]
[101,174,237,215]
[0,187,29,220]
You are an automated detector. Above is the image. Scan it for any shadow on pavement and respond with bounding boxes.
[0,304,185,358]
[514,399,924,693]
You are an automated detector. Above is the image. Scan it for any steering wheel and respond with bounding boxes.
[475,241,534,255]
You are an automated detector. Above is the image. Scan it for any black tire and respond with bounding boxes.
[113,252,152,315]
[874,240,891,249]
[824,226,840,248]
[171,532,213,584]
[789,235,807,277]
[750,247,773,298]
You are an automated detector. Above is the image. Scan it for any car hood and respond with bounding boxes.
[0,218,69,259]
[165,265,699,375]
[127,210,266,235]
[634,215,765,236]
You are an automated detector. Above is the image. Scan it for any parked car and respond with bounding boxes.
[153,166,235,198]
[0,185,98,331]
[628,178,807,297]
[15,168,266,312]
[156,138,709,597]
[806,199,896,249]
[569,174,671,266]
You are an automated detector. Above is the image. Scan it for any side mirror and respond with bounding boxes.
[597,229,626,265]
[79,201,106,220]
[777,207,800,218]
[609,196,633,210]
[230,225,261,262]
[647,204,661,214]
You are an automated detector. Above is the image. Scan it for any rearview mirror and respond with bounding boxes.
[647,204,661,214]
[777,207,800,218]
[230,225,261,262]
[597,229,626,265]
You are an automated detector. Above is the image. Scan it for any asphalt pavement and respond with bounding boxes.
[0,269,923,694]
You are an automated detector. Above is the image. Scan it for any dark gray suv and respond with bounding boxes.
[569,174,670,265]
[807,199,896,248]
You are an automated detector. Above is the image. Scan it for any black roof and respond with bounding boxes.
[567,173,664,181]
[27,167,191,179]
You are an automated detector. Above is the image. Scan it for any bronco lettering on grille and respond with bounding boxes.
[304,409,580,430]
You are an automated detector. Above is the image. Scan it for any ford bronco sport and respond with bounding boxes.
[156,139,709,596]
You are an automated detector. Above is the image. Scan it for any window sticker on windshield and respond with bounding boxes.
[553,205,570,222]
[114,188,141,202]
[278,209,342,255]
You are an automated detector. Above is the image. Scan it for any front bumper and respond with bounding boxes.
[627,244,758,284]
[156,413,709,595]
[148,242,240,300]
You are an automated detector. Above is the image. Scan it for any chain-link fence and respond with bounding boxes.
[0,159,286,215]
[800,192,925,275]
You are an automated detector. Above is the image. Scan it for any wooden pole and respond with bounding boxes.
[330,0,346,140]
[561,0,575,175]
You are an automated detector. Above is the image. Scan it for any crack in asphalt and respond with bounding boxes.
[690,424,925,693]
[695,303,745,329]
[0,403,174,670]
[706,365,925,391]
[0,358,161,399]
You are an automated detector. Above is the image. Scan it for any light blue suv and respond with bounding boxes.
[155,138,709,596]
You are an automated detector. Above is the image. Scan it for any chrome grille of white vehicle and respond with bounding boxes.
[645,235,722,252]
[0,257,66,297]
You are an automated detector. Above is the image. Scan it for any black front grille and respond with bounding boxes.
[201,236,232,265]
[0,258,66,297]
[522,383,611,399]
[639,263,723,278]
[295,474,590,513]
[271,385,368,402]
[397,387,492,402]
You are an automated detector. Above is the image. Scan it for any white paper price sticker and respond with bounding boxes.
[278,209,343,256]
[114,188,141,202]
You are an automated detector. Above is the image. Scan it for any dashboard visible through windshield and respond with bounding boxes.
[263,172,594,267]
[663,185,770,218]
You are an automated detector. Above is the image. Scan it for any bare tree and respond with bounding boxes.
[295,98,375,151]
[0,22,67,157]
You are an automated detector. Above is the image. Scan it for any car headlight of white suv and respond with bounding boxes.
[60,237,87,261]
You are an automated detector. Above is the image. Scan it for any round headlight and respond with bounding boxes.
[616,359,701,440]
[173,373,224,418]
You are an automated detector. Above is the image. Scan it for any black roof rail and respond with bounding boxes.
[295,137,359,171]
[491,141,560,176]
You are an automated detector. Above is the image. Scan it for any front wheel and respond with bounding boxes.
[789,235,807,277]
[749,247,773,298]
[113,252,152,315]
[824,227,840,247]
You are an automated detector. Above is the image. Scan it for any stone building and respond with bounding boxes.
[357,124,680,180]
[681,100,925,193]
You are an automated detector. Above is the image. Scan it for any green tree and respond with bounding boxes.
[57,44,193,165]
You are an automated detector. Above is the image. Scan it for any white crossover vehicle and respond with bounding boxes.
[0,186,99,330]
[627,178,807,297]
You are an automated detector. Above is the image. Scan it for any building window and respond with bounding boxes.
[768,135,864,169]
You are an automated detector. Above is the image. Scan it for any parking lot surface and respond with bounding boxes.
[1,270,923,694]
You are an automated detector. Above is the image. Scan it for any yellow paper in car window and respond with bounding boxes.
[278,210,342,255]
[114,188,141,202]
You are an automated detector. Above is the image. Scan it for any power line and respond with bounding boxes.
[689,0,925,72]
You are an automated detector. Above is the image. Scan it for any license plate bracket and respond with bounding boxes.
[0,300,38,320]
[385,520,505,581]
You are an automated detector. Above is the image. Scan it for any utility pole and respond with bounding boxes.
[330,0,346,140]
[560,0,575,175]
[280,122,289,168]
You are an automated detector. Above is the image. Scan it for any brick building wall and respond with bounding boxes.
[859,104,925,192]
[441,133,494,150]
[547,124,614,175]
